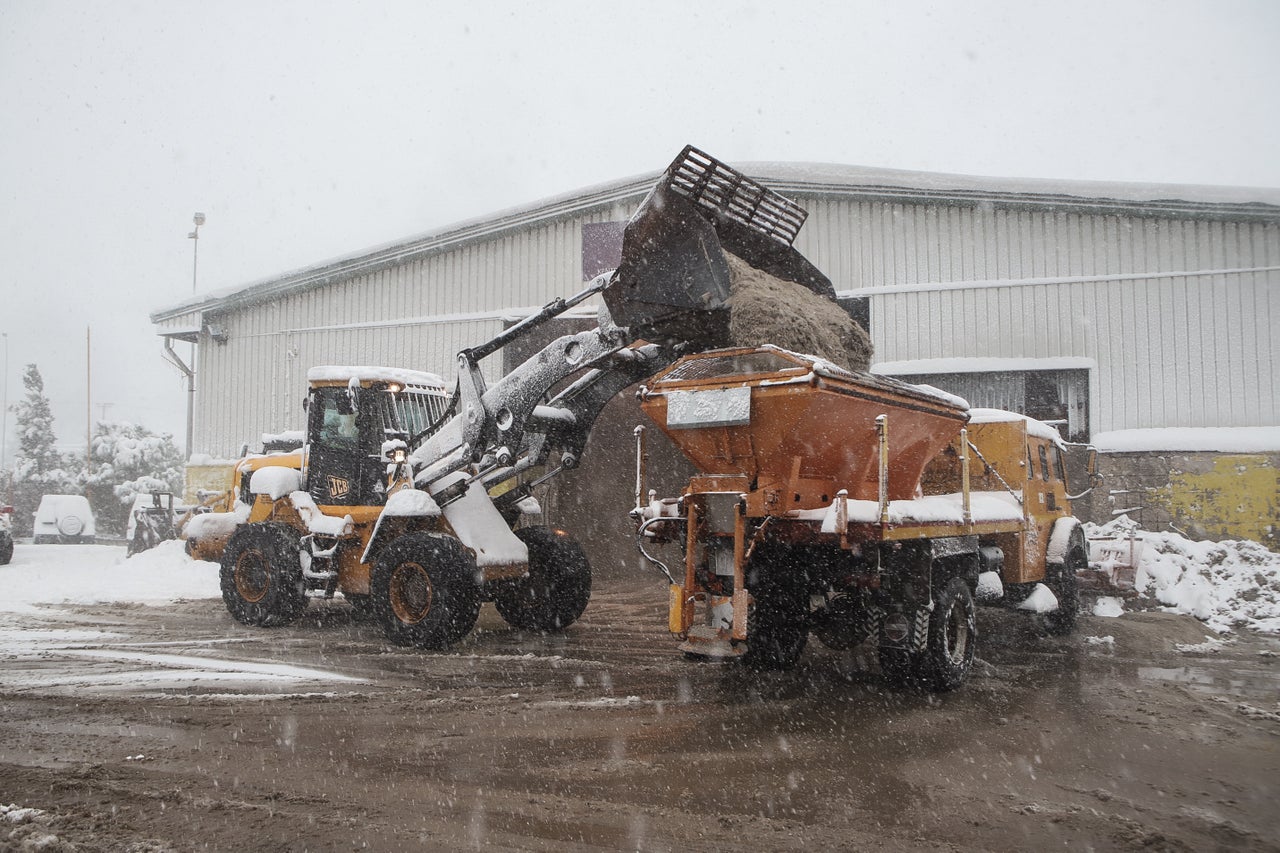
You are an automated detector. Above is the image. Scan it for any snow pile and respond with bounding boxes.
[1015,583,1059,614]
[0,541,219,611]
[1092,596,1125,618]
[1087,515,1280,634]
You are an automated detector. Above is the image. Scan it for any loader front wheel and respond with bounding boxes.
[220,523,307,627]
[373,534,480,649]
[493,527,592,632]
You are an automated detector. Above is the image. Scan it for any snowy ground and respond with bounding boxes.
[0,540,219,613]
[4,522,1278,637]
[1,537,1278,851]
[1085,515,1280,635]
[0,541,363,695]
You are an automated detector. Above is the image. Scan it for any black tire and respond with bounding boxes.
[372,534,480,649]
[219,523,307,627]
[0,533,12,565]
[492,527,592,632]
[813,591,877,651]
[917,576,977,692]
[741,545,808,671]
[1044,545,1085,636]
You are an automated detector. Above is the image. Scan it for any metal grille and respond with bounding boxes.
[666,146,807,247]
[661,351,802,382]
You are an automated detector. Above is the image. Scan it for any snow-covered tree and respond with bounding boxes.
[11,364,80,535]
[86,421,184,535]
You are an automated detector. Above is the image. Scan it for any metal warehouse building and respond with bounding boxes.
[152,160,1280,553]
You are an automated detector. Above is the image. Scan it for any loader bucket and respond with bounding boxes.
[602,146,833,346]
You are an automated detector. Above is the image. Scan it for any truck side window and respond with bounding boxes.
[1053,447,1066,482]
[1027,449,1036,480]
[1038,445,1050,481]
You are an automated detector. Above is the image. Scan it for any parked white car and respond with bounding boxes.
[33,495,96,544]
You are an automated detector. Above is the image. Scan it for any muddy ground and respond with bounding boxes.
[2,571,1278,853]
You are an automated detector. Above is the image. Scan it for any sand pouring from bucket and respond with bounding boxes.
[602,146,834,347]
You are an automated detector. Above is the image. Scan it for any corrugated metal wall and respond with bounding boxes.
[194,206,635,456]
[809,205,1278,434]
[189,188,1279,457]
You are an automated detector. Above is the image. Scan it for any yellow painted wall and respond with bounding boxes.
[1145,455,1278,551]
[184,463,236,504]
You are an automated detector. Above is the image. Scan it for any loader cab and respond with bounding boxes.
[304,367,450,508]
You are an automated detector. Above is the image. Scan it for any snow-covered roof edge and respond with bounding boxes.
[306,365,448,389]
[152,160,1280,324]
[969,407,1066,446]
[1094,426,1280,453]
[873,356,1097,376]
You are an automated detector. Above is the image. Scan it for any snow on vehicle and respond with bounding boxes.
[126,491,181,556]
[631,346,1097,689]
[182,441,307,562]
[32,495,96,544]
[216,145,837,650]
[0,504,14,564]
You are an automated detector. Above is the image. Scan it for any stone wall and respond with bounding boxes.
[1074,450,1279,551]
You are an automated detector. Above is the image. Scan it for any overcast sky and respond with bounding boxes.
[1,0,1278,460]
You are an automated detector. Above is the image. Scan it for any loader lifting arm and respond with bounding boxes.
[408,145,829,509]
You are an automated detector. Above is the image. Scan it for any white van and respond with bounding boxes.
[33,495,96,544]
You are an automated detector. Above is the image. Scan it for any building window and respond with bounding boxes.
[894,369,1090,441]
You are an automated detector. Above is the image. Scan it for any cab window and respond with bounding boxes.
[314,388,361,451]
[1038,445,1051,481]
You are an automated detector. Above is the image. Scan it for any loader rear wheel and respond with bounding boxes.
[742,545,808,671]
[917,576,977,692]
[0,532,12,565]
[220,523,307,627]
[373,534,480,649]
[493,527,592,632]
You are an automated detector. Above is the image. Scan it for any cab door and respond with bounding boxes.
[306,386,386,507]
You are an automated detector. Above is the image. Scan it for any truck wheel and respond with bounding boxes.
[373,534,480,649]
[492,527,592,632]
[220,523,307,627]
[813,591,877,650]
[742,546,808,671]
[1043,546,1085,636]
[0,532,12,565]
[917,576,977,692]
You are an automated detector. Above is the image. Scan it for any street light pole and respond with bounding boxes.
[189,212,205,294]
[183,212,204,459]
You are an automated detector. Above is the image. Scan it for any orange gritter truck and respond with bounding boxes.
[632,345,1095,690]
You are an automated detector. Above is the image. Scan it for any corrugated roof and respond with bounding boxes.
[151,161,1280,323]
